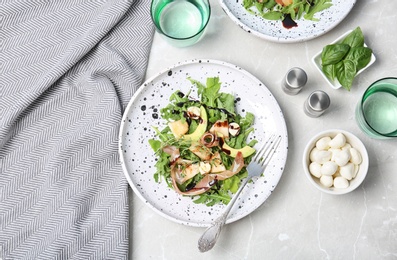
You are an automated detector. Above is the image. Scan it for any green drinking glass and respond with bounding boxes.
[355,77,397,139]
[151,0,211,48]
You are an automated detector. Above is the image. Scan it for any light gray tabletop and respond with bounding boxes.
[130,1,397,259]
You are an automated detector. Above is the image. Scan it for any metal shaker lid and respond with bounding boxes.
[286,67,308,89]
[308,90,330,111]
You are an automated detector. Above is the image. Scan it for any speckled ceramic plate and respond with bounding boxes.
[220,0,356,43]
[119,59,288,227]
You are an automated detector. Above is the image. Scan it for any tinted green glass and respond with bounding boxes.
[151,0,210,47]
[355,78,397,138]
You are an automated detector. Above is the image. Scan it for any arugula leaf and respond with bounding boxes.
[304,0,332,21]
[148,139,162,152]
[204,79,221,109]
[218,93,235,116]
[221,175,241,194]
[189,77,223,123]
[243,0,331,23]
[262,11,283,20]
[193,191,231,206]
[264,0,276,9]
[240,111,255,129]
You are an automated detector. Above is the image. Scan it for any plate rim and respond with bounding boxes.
[118,59,289,227]
[219,0,357,43]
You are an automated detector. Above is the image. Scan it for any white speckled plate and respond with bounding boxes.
[119,59,288,227]
[220,0,356,43]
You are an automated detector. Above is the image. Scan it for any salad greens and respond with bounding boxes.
[321,27,373,91]
[148,77,258,206]
[242,0,332,22]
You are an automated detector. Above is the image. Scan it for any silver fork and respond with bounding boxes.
[198,134,282,252]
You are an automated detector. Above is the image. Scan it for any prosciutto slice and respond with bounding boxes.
[169,151,245,196]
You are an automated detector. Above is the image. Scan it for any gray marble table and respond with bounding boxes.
[130,1,397,259]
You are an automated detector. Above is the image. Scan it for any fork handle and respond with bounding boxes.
[198,177,250,252]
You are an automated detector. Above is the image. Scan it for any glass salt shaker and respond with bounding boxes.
[304,90,331,117]
[282,67,307,95]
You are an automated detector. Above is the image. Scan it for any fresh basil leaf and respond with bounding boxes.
[335,60,356,91]
[322,64,336,81]
[321,44,350,66]
[346,47,372,72]
[341,27,364,48]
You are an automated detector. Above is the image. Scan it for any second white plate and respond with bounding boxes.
[220,0,356,43]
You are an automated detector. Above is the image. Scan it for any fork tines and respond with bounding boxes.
[253,134,281,166]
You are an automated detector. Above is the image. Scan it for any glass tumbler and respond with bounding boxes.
[355,77,397,139]
[151,0,211,48]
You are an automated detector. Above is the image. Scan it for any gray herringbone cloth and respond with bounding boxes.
[0,0,154,258]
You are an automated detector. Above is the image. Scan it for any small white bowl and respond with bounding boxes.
[302,129,369,195]
[312,30,376,89]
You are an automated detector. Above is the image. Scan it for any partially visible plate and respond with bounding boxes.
[220,0,356,43]
[119,59,288,227]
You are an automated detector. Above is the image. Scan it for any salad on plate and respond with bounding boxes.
[148,77,258,206]
[243,0,333,28]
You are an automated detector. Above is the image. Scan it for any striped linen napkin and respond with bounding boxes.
[0,0,154,258]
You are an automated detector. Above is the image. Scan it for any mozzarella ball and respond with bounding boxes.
[311,149,332,164]
[353,164,360,178]
[334,177,349,189]
[321,161,338,176]
[341,143,352,151]
[339,162,355,180]
[320,175,333,188]
[316,136,331,150]
[350,148,362,165]
[329,148,340,161]
[309,162,322,178]
[333,149,351,166]
[329,133,346,148]
[309,147,319,162]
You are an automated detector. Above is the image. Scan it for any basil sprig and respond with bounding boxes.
[321,27,373,91]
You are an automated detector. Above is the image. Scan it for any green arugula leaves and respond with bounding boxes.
[321,27,373,91]
[243,0,332,22]
[188,77,236,123]
[149,77,257,206]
